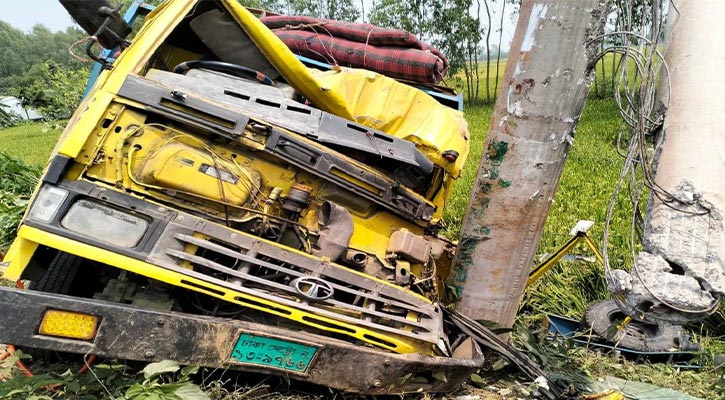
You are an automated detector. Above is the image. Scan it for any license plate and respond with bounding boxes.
[230,333,318,373]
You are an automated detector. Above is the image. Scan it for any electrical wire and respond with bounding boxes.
[68,36,97,63]
[595,0,720,320]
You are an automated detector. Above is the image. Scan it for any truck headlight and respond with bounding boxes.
[28,186,69,222]
[61,200,149,248]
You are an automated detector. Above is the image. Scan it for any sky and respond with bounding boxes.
[0,0,517,51]
[1,0,75,32]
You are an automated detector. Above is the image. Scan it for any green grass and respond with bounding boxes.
[448,58,508,103]
[0,122,63,166]
[452,53,630,104]
[526,98,637,318]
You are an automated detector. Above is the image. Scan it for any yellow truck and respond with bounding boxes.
[0,0,484,393]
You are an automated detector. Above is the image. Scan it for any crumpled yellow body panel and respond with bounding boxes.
[312,69,469,177]
[224,1,469,177]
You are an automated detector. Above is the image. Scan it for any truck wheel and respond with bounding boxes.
[29,252,83,294]
[26,252,84,363]
[584,300,684,352]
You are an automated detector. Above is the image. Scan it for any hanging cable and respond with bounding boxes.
[593,0,720,319]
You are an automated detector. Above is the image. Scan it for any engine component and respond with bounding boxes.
[428,235,452,260]
[137,142,259,206]
[387,229,432,264]
[313,201,354,261]
[395,260,412,285]
[344,250,368,269]
[117,75,437,224]
[282,183,312,214]
[268,186,283,201]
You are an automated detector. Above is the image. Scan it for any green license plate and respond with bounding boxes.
[230,333,318,373]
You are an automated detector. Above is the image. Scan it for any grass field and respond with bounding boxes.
[0,123,63,166]
[451,53,628,105]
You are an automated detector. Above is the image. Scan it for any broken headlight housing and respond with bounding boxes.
[27,186,69,223]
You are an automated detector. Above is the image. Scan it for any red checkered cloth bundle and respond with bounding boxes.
[260,16,449,84]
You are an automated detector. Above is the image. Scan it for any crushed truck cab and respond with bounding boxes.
[0,0,481,393]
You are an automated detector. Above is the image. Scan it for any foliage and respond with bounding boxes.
[0,22,86,94]
[0,105,21,129]
[0,122,62,251]
[124,361,208,400]
[575,350,724,399]
[431,0,483,101]
[0,153,41,251]
[369,0,480,79]
[0,358,208,400]
[368,0,429,37]
[510,322,591,389]
[369,0,522,104]
[0,16,89,123]
[237,0,287,13]
[13,62,89,121]
[286,0,359,21]
[507,319,725,399]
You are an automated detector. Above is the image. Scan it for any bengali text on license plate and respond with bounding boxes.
[230,333,318,373]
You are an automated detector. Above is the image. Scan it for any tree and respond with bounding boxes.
[482,0,492,102]
[14,61,89,120]
[0,22,86,93]
[493,0,507,98]
[435,0,484,103]
[241,0,287,13]
[591,0,662,97]
[369,0,431,37]
[288,0,360,21]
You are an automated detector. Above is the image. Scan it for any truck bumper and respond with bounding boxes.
[0,287,482,394]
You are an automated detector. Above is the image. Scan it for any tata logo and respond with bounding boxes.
[292,277,334,301]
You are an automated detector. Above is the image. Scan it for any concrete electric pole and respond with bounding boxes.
[449,0,610,328]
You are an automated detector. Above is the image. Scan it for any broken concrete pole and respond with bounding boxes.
[611,0,725,321]
[448,0,610,328]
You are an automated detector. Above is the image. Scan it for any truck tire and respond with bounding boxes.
[26,251,84,363]
[28,251,83,294]
[584,300,684,352]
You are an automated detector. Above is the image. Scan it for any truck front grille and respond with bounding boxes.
[146,221,443,353]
